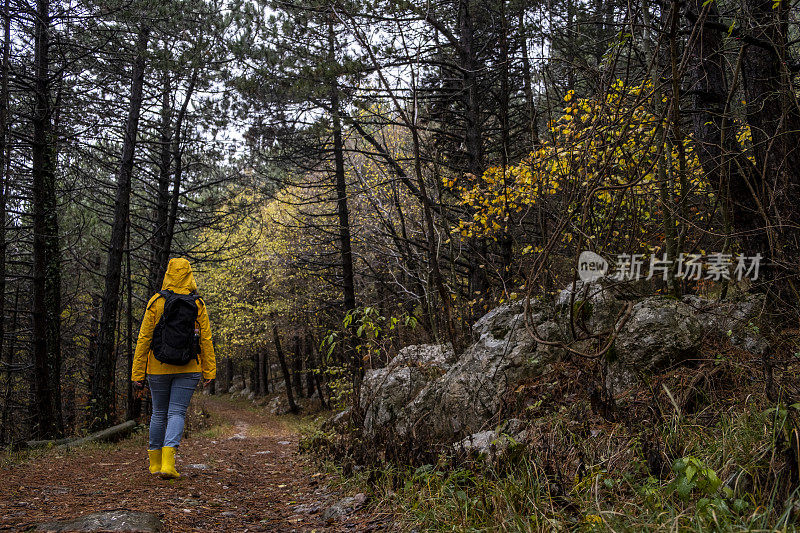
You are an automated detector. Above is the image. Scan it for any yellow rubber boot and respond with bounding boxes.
[147,449,162,475]
[160,446,180,479]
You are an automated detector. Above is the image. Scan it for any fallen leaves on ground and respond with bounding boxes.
[0,395,391,532]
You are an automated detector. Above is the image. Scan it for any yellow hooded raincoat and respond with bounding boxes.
[131,258,216,381]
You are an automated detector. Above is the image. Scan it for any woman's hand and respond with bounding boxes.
[133,380,144,389]
[203,378,214,387]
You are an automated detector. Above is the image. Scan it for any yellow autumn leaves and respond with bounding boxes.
[447,79,711,241]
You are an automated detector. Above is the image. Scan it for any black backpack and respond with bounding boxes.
[150,289,202,366]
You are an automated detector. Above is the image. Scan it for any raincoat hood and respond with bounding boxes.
[161,258,198,294]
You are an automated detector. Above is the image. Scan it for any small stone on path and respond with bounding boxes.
[35,510,163,532]
[292,503,321,514]
[322,493,368,522]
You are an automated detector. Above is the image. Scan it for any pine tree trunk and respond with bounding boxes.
[0,287,17,442]
[518,1,539,146]
[272,324,298,413]
[147,72,173,294]
[292,335,304,399]
[125,223,140,420]
[249,352,258,394]
[306,332,325,407]
[224,357,233,392]
[498,0,513,288]
[256,349,265,396]
[305,337,316,399]
[328,19,356,315]
[0,0,9,372]
[31,0,63,439]
[458,0,488,314]
[149,69,197,289]
[262,348,270,393]
[89,26,150,430]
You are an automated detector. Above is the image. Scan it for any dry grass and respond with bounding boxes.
[305,339,800,532]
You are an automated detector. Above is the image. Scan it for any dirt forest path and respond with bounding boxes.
[0,395,388,532]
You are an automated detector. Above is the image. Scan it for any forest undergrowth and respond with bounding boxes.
[302,336,800,532]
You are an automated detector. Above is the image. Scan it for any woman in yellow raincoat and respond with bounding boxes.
[131,258,216,479]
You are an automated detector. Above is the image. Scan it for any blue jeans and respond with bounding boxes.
[147,373,200,449]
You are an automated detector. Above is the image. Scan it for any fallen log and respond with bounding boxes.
[59,420,137,449]
[25,436,77,448]
[24,420,138,450]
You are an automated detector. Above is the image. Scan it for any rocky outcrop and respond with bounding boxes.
[361,299,561,442]
[357,285,769,444]
[606,297,703,394]
[456,418,528,464]
[268,395,290,415]
[554,279,623,338]
[682,293,768,354]
[361,344,453,434]
[228,377,245,395]
[554,284,767,395]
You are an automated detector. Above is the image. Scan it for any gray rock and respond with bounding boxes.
[322,407,351,431]
[35,510,163,532]
[228,378,245,394]
[362,300,556,442]
[322,504,347,521]
[472,297,549,339]
[456,423,526,464]
[607,297,703,394]
[555,280,623,339]
[268,396,289,415]
[322,493,367,521]
[554,280,605,309]
[186,463,210,470]
[293,503,320,514]
[529,319,567,360]
[388,343,455,368]
[361,345,452,434]
[683,293,769,354]
[458,430,497,453]
[402,301,553,440]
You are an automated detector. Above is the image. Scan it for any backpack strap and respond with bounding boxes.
[192,294,204,365]
[145,289,174,311]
